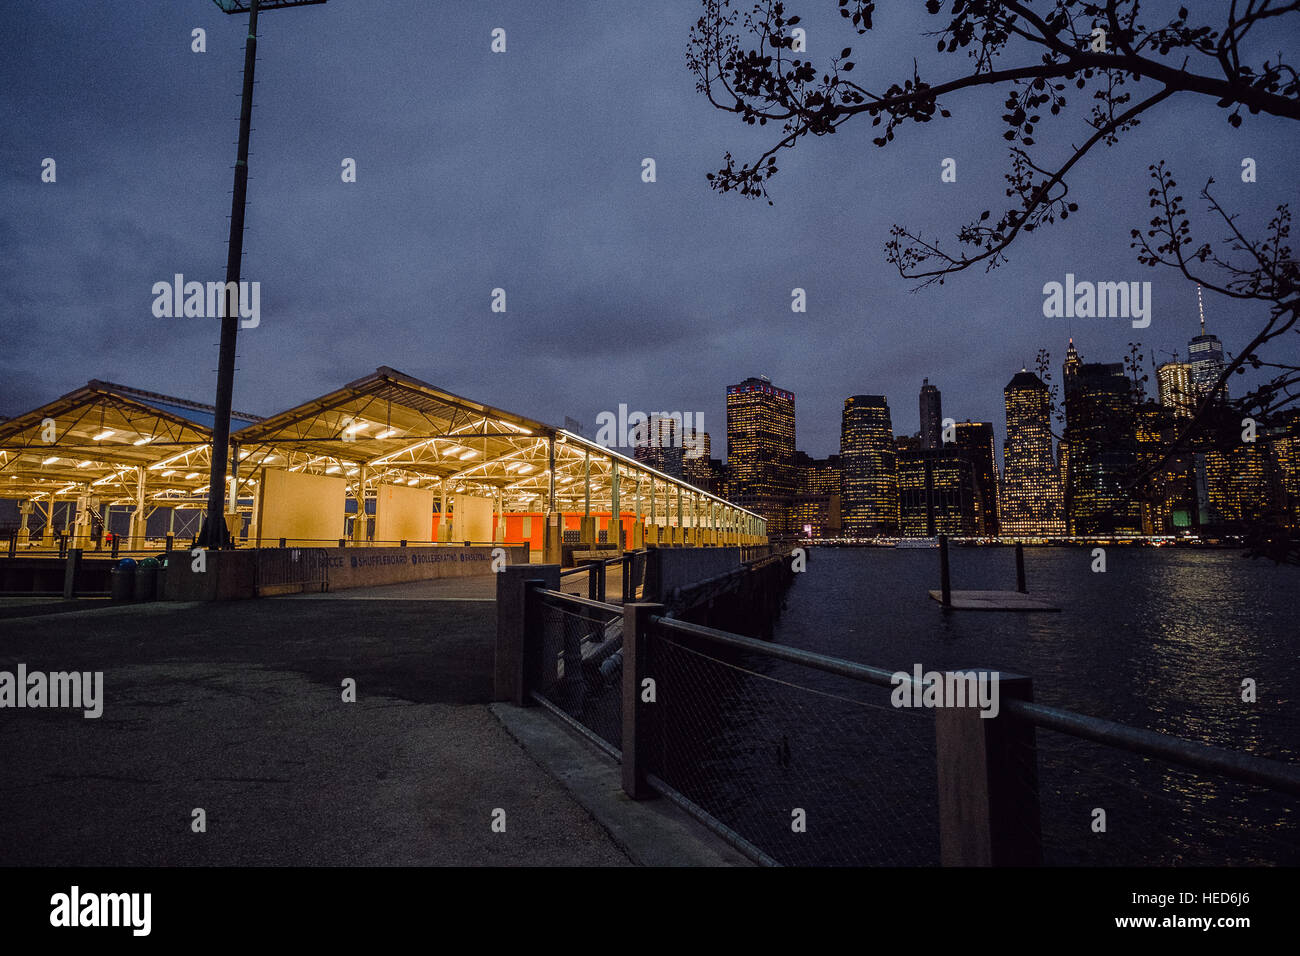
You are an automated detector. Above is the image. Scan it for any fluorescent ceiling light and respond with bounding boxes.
[92,430,114,441]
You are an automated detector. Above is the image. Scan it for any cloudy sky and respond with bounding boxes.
[3,0,1297,460]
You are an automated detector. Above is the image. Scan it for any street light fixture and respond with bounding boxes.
[201,0,327,549]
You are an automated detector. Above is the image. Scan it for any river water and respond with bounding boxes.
[654,546,1300,865]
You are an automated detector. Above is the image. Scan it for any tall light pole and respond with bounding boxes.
[202,0,326,549]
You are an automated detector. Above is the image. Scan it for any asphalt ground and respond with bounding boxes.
[0,598,631,866]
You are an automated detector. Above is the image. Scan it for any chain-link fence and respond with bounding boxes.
[643,622,939,866]
[515,581,1300,867]
[1016,726,1300,865]
[532,591,624,752]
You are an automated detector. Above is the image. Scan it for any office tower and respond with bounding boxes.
[1135,402,1179,534]
[726,376,796,535]
[1270,411,1300,530]
[1188,285,1228,404]
[897,447,979,536]
[1062,349,1143,535]
[1156,361,1193,418]
[840,395,898,535]
[1000,370,1065,535]
[1205,442,1279,527]
[683,429,712,489]
[953,421,1000,535]
[802,453,842,496]
[1059,338,1082,509]
[633,414,685,478]
[790,452,842,537]
[919,379,943,450]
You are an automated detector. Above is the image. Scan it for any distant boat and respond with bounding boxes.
[896,537,939,549]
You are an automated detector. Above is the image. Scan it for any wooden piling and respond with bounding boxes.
[939,533,952,608]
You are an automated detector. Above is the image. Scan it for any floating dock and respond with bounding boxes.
[928,589,1060,612]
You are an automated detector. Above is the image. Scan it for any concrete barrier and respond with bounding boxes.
[325,544,527,590]
[158,544,529,602]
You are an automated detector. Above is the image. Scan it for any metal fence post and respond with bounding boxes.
[62,548,82,600]
[935,670,1042,865]
[622,602,664,799]
[1015,542,1026,593]
[495,564,560,704]
[586,560,599,601]
[939,533,952,608]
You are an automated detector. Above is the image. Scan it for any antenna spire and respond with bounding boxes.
[1197,283,1206,336]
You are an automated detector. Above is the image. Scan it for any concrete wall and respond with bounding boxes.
[257,469,346,546]
[324,544,527,590]
[157,544,528,601]
[647,546,745,600]
[374,483,434,543]
[161,550,258,601]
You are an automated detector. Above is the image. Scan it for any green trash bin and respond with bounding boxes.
[134,557,159,602]
[111,558,137,602]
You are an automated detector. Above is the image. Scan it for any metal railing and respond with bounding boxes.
[529,588,625,753]
[557,550,647,603]
[501,573,1300,867]
[254,547,328,594]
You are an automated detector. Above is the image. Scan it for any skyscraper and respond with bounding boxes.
[682,429,711,489]
[633,414,685,478]
[790,452,842,537]
[1187,285,1229,406]
[1062,348,1143,535]
[897,447,978,536]
[919,379,943,450]
[726,376,796,535]
[953,421,1000,535]
[1156,361,1193,418]
[841,395,898,535]
[1000,369,1065,535]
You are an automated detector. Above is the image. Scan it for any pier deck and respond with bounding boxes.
[928,589,1061,611]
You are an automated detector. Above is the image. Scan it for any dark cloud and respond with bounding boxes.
[2,1,1296,460]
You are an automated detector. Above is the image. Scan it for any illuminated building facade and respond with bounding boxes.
[840,395,898,535]
[1188,333,1228,404]
[683,429,711,489]
[897,448,979,536]
[726,376,796,536]
[633,414,685,478]
[919,379,943,450]
[1157,361,1193,418]
[1063,347,1142,534]
[1000,370,1065,535]
[1205,442,1279,527]
[953,421,999,535]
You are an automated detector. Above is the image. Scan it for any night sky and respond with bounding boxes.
[3,1,1297,461]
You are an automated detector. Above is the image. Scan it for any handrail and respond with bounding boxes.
[652,614,1300,798]
[1002,698,1300,797]
[536,587,621,614]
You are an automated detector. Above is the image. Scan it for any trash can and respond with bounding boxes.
[134,557,160,602]
[110,558,137,603]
